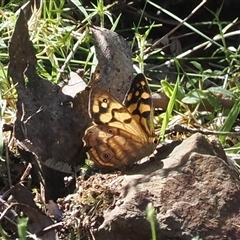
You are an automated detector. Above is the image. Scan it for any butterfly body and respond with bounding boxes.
[83,74,157,169]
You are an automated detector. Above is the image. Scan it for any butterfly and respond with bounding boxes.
[82,73,158,169]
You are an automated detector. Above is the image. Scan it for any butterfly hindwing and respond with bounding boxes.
[83,125,151,168]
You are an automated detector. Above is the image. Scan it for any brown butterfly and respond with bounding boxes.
[82,73,158,169]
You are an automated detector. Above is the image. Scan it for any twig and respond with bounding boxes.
[167,124,240,136]
[5,145,12,187]
[20,163,32,182]
[144,0,207,54]
[42,222,63,232]
[56,31,86,82]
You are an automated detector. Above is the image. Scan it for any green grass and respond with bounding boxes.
[146,203,157,240]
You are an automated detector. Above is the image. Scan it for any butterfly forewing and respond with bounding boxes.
[124,74,155,137]
[88,87,148,141]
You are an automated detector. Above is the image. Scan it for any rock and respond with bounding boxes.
[93,133,240,240]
